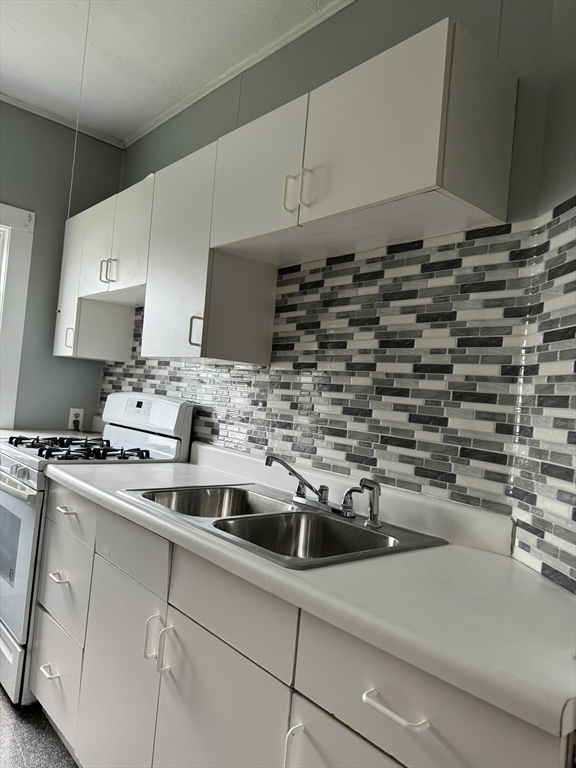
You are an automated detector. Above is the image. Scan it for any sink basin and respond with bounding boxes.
[119,484,447,568]
[211,511,447,569]
[121,485,293,518]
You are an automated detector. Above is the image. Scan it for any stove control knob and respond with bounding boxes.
[9,464,18,476]
[15,466,28,481]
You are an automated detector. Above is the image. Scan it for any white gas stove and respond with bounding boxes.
[0,393,193,705]
[0,393,194,488]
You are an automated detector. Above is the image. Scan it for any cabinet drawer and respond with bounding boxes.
[30,606,82,748]
[37,519,93,647]
[170,547,298,683]
[96,508,170,600]
[46,482,99,548]
[287,694,402,768]
[296,612,564,768]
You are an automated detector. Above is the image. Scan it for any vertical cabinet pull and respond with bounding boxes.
[39,663,60,681]
[283,723,305,768]
[64,327,74,350]
[362,688,430,733]
[298,168,312,208]
[56,505,76,516]
[99,259,109,283]
[156,626,174,674]
[106,258,118,282]
[188,316,203,347]
[143,614,162,660]
[48,571,69,585]
[282,174,299,214]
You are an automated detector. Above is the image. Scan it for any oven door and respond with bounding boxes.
[0,470,42,644]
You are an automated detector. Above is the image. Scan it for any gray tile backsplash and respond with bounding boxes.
[101,196,576,594]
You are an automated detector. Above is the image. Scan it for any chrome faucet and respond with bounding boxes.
[265,454,330,506]
[340,486,364,518]
[360,478,382,529]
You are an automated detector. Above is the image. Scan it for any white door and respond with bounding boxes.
[210,95,308,247]
[54,212,84,356]
[78,195,116,297]
[110,175,154,291]
[142,144,216,358]
[286,694,401,768]
[75,554,167,768]
[299,19,450,225]
[152,605,291,768]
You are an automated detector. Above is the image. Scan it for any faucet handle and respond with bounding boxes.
[318,485,329,503]
[340,485,364,518]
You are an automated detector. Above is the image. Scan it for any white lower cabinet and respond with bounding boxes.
[295,612,567,768]
[29,606,83,748]
[74,554,167,768]
[152,605,291,768]
[286,694,401,768]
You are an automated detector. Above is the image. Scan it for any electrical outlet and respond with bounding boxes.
[68,408,84,431]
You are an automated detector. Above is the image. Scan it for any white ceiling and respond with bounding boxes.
[0,0,353,147]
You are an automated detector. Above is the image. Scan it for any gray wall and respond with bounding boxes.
[121,0,573,219]
[0,102,123,429]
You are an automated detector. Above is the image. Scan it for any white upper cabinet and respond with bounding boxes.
[54,211,134,362]
[142,145,216,359]
[299,19,450,225]
[142,146,277,366]
[78,195,116,298]
[53,211,85,357]
[210,18,517,265]
[110,175,154,295]
[78,176,154,305]
[210,94,308,247]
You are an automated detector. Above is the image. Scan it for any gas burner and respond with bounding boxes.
[53,450,93,461]
[92,447,151,461]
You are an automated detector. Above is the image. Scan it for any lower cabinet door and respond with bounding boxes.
[29,606,82,749]
[152,605,291,768]
[286,694,403,768]
[75,555,167,768]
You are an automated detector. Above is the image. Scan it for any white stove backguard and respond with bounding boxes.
[102,392,193,438]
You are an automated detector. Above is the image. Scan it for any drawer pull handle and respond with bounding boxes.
[39,663,60,681]
[143,614,162,660]
[362,689,430,733]
[49,571,69,585]
[56,505,76,516]
[156,626,174,674]
[283,723,304,768]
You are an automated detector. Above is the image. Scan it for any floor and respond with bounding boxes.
[0,686,77,768]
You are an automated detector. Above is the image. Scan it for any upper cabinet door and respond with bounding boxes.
[142,144,217,359]
[298,19,451,225]
[110,175,154,291]
[54,212,85,356]
[78,196,116,297]
[210,95,308,247]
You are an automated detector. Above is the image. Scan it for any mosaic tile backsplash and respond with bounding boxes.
[101,196,576,594]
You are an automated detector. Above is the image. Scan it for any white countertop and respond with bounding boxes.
[45,460,576,738]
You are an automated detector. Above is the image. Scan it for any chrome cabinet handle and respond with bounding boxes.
[362,689,430,733]
[143,614,162,660]
[99,259,109,283]
[283,723,304,768]
[56,505,76,516]
[39,663,60,681]
[298,168,312,208]
[282,174,299,214]
[106,258,118,282]
[188,316,203,348]
[64,327,74,349]
[156,626,174,674]
[49,571,69,585]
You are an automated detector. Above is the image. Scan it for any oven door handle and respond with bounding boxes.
[0,470,37,504]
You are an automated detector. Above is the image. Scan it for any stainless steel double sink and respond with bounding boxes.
[119,485,447,569]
